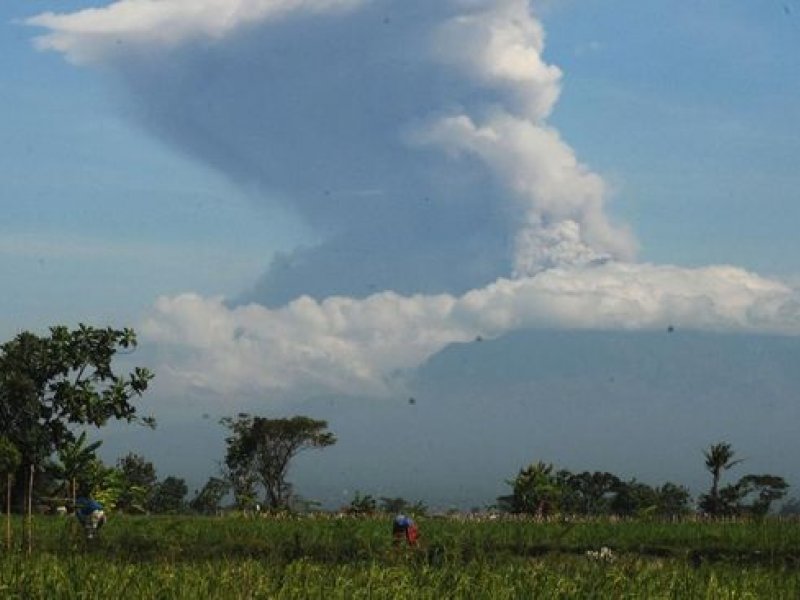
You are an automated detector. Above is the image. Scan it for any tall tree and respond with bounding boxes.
[735,474,789,516]
[557,470,621,516]
[189,477,230,515]
[219,414,259,511]
[653,482,692,518]
[221,415,336,510]
[699,442,743,516]
[148,476,188,514]
[0,325,154,508]
[117,453,157,513]
[609,479,659,517]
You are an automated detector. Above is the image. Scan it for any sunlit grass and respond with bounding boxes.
[2,515,799,598]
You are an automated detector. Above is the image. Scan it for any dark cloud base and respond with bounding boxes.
[104,1,526,303]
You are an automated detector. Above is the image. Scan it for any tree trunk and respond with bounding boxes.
[5,473,10,551]
[710,468,721,515]
[26,465,33,555]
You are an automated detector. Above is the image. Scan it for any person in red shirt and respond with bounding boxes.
[392,514,419,547]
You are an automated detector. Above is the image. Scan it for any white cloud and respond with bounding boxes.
[30,1,800,402]
[27,0,368,64]
[142,263,800,396]
[29,0,631,278]
[409,111,637,273]
[433,0,562,121]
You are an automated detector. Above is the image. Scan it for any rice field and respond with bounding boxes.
[2,515,799,598]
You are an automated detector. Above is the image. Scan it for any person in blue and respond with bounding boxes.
[75,497,106,539]
[392,514,419,547]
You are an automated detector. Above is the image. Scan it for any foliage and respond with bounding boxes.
[221,414,336,510]
[557,470,620,516]
[609,479,659,517]
[0,325,154,507]
[84,459,126,510]
[219,414,260,511]
[699,441,742,516]
[148,476,188,514]
[189,477,230,515]
[116,453,158,513]
[500,462,691,519]
[652,482,692,518]
[379,496,409,514]
[347,491,377,515]
[697,442,788,517]
[0,437,21,479]
[49,431,102,501]
[377,497,428,516]
[500,461,561,516]
[734,474,789,516]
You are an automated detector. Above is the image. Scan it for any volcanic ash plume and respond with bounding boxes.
[28,0,800,396]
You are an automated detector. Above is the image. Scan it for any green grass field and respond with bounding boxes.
[2,515,799,598]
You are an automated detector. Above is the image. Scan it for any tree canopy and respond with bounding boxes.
[499,462,692,519]
[221,414,336,510]
[0,325,154,509]
[0,325,154,467]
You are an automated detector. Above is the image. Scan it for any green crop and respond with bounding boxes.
[2,515,799,598]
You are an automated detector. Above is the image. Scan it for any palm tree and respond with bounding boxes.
[701,442,743,516]
[53,432,102,508]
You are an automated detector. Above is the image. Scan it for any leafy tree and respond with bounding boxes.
[116,453,157,513]
[698,442,788,517]
[609,479,659,517]
[653,482,692,518]
[380,496,409,514]
[189,477,230,515]
[699,442,742,517]
[81,458,125,510]
[734,474,789,517]
[0,325,154,508]
[0,437,21,494]
[50,431,102,505]
[347,491,377,515]
[557,470,621,516]
[608,480,691,519]
[219,414,259,511]
[500,461,561,516]
[148,476,188,514]
[221,414,336,510]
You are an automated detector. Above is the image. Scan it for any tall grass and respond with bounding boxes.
[2,515,799,598]
[2,553,799,599]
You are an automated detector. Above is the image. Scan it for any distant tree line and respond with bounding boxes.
[499,442,789,519]
[0,324,794,519]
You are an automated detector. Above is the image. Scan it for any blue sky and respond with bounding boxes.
[2,0,800,506]
[0,0,312,338]
[542,0,800,272]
